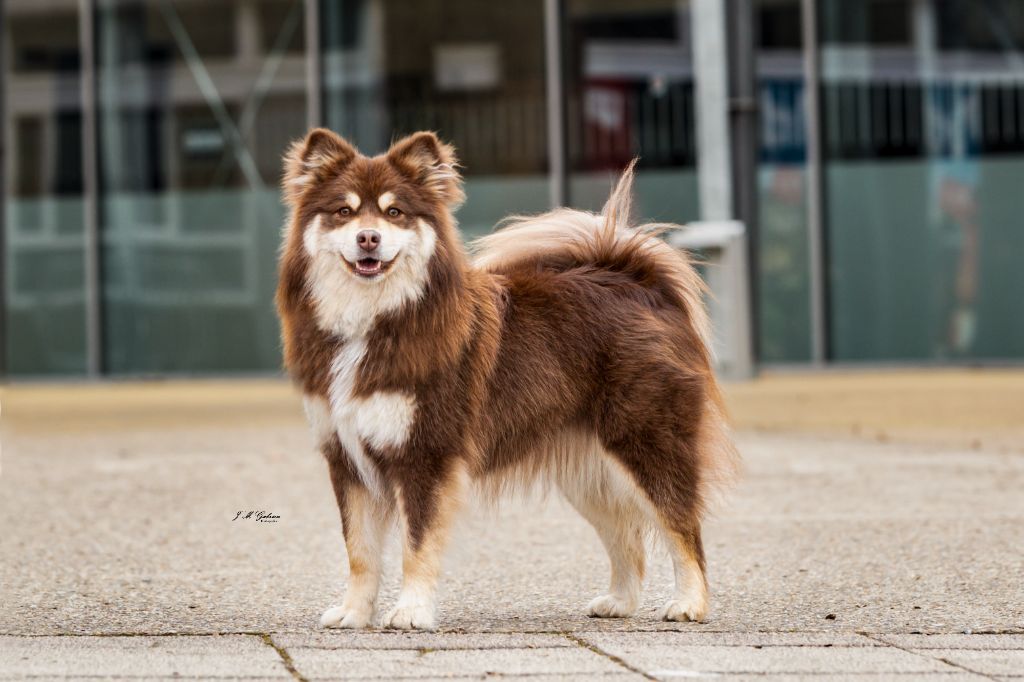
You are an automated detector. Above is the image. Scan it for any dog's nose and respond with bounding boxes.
[357,230,380,252]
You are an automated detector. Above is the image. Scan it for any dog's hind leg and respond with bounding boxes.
[606,450,708,622]
[657,521,708,622]
[558,457,646,618]
[384,459,470,631]
[565,495,646,617]
[596,371,712,622]
[613,441,709,622]
[321,450,393,629]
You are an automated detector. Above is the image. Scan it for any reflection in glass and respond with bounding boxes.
[96,0,306,373]
[3,2,87,374]
[321,0,550,237]
[565,0,699,223]
[822,0,1024,361]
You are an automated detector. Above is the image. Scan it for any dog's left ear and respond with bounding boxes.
[388,132,465,208]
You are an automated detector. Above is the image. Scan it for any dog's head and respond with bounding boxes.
[284,128,464,280]
[279,129,464,336]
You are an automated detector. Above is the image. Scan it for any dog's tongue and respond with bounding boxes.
[356,258,382,275]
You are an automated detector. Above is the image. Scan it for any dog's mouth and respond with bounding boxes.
[344,255,396,279]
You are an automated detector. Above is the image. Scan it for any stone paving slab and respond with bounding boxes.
[916,648,1024,677]
[6,675,290,679]
[286,645,625,679]
[578,640,961,675]
[879,634,1024,649]
[271,632,573,650]
[0,635,289,679]
[578,632,882,648]
[704,671,983,675]
[317,671,638,675]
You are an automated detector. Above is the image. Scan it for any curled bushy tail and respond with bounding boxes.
[472,161,711,347]
[471,161,740,506]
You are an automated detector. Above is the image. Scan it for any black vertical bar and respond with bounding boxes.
[802,0,829,363]
[305,0,322,129]
[544,0,568,207]
[727,0,760,363]
[79,0,102,376]
[0,0,7,377]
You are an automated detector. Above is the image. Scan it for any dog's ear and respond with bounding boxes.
[387,132,465,208]
[283,128,357,206]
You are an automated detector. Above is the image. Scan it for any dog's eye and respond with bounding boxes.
[387,207,402,218]
[339,206,352,216]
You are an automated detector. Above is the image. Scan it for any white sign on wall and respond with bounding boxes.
[433,43,501,91]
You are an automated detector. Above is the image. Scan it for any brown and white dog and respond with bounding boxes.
[276,128,739,631]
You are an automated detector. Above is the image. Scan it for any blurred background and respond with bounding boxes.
[2,0,1024,379]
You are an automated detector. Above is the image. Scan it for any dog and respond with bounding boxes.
[276,128,739,630]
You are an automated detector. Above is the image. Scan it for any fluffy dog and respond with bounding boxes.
[276,128,738,630]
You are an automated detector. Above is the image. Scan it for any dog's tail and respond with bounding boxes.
[473,162,710,345]
[471,162,740,505]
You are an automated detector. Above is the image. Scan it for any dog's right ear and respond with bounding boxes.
[282,128,357,206]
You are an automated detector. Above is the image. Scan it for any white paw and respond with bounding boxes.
[320,604,373,629]
[383,601,436,630]
[587,593,638,618]
[658,598,707,623]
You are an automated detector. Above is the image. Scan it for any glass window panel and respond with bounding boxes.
[565,0,699,223]
[321,0,549,238]
[756,0,812,362]
[3,1,87,375]
[96,0,306,374]
[822,0,1024,361]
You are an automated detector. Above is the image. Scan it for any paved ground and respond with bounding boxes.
[1,371,1022,680]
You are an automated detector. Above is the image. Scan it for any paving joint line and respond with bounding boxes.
[0,631,270,638]
[0,678,285,681]
[287,644,573,652]
[260,633,307,682]
[859,632,1000,681]
[564,632,657,680]
[647,672,997,677]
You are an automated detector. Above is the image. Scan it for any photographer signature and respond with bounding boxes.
[233,510,280,523]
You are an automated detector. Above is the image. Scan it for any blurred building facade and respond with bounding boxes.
[2,0,1023,377]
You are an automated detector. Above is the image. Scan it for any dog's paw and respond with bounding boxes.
[658,598,707,623]
[320,604,373,629]
[383,601,436,631]
[587,593,638,618]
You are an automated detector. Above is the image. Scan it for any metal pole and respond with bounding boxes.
[728,0,759,225]
[727,0,759,370]
[543,0,566,208]
[693,0,733,220]
[692,0,755,379]
[305,0,322,129]
[0,0,7,377]
[801,0,827,364]
[79,0,102,376]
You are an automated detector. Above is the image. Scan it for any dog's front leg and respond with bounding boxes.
[384,460,469,631]
[320,454,392,629]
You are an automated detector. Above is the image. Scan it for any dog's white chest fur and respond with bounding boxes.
[304,340,416,493]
